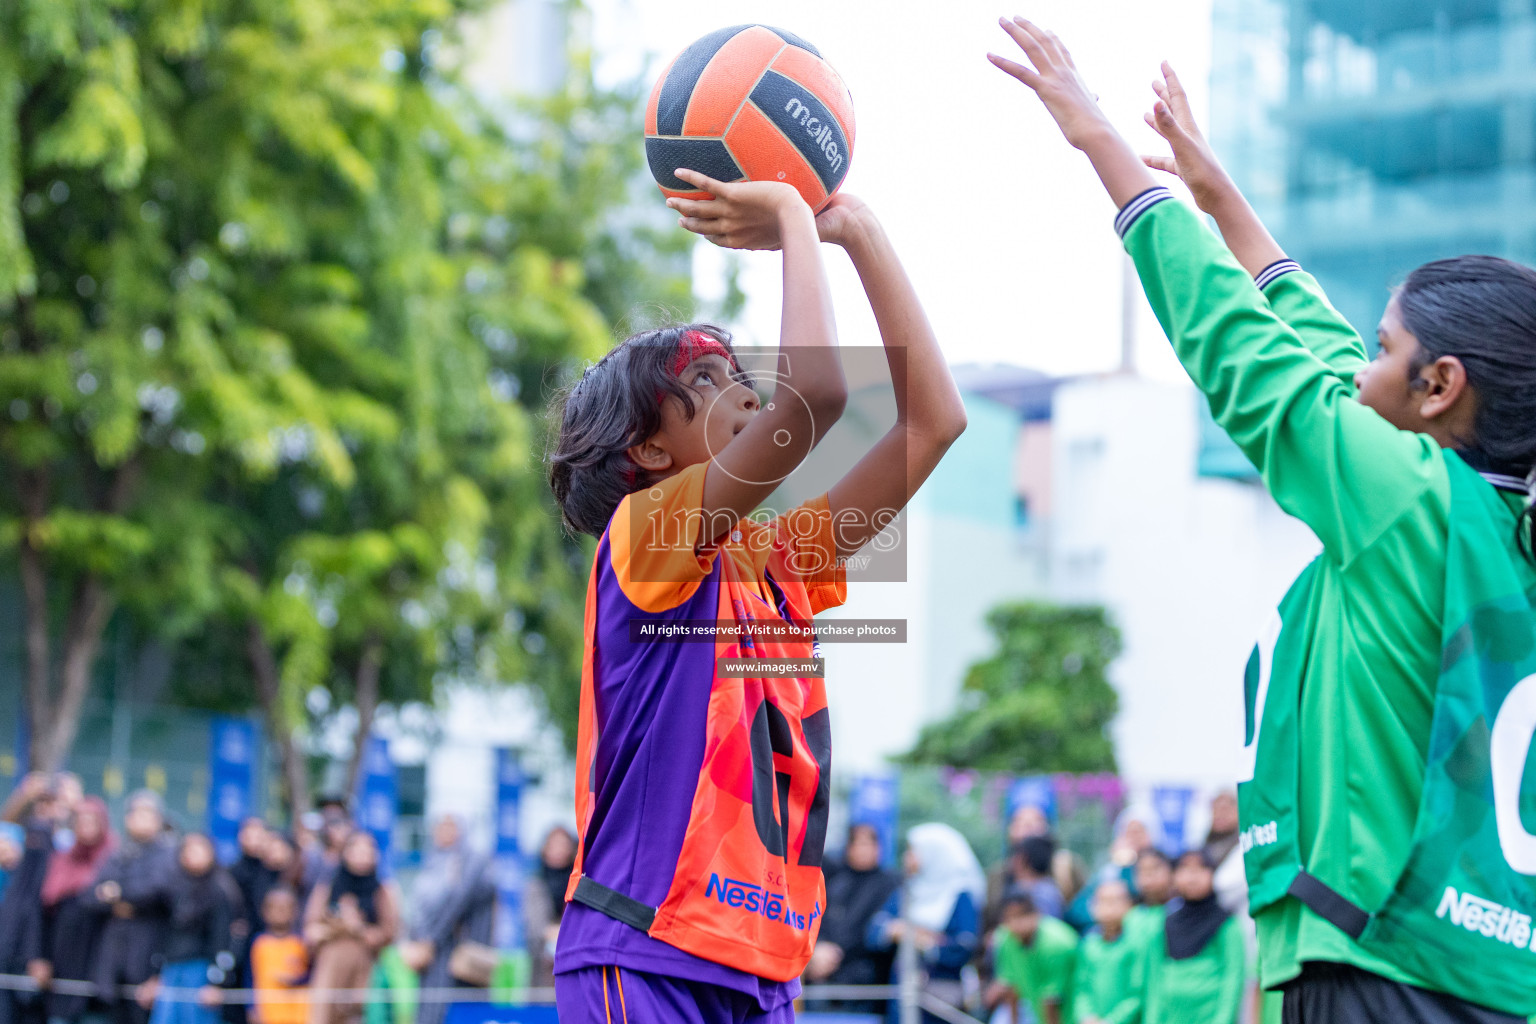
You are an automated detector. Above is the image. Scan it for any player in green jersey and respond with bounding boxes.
[989,14,1536,1024]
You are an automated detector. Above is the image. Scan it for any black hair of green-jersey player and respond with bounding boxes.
[1396,255,1536,560]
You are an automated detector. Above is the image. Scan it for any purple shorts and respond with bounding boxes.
[554,966,797,1024]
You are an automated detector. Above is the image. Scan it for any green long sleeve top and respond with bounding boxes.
[1117,191,1526,998]
[1141,914,1247,1024]
[1069,926,1145,1024]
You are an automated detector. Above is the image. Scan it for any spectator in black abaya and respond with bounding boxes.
[92,791,177,1024]
[223,819,274,1024]
[260,832,301,891]
[523,825,577,988]
[142,833,236,1024]
[229,818,276,934]
[38,796,115,1024]
[804,823,902,1014]
[298,801,350,910]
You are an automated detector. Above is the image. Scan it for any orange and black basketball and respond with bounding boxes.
[644,25,855,213]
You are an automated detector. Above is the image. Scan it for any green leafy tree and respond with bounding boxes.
[902,602,1122,772]
[0,0,688,789]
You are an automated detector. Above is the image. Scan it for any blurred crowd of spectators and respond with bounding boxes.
[805,792,1252,1024]
[0,770,1251,1024]
[0,773,578,1024]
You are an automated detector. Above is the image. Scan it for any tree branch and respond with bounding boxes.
[33,454,144,771]
[39,575,113,771]
[343,633,384,801]
[247,616,311,818]
[18,467,51,770]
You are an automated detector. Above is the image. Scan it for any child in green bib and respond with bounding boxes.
[986,891,1078,1024]
[989,14,1536,1024]
[1070,879,1145,1024]
[1142,850,1247,1024]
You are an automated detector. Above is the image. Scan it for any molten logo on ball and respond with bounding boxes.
[783,98,845,176]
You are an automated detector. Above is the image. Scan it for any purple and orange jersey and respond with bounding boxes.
[555,462,846,1004]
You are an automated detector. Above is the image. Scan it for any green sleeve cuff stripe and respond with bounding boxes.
[1255,259,1302,290]
[1114,186,1174,238]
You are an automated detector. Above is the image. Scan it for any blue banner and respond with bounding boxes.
[848,772,899,870]
[357,734,397,868]
[208,717,257,865]
[1006,775,1057,825]
[1151,784,1195,855]
[493,749,525,951]
[443,1006,557,1024]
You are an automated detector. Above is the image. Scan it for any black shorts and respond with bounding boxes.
[1281,962,1524,1024]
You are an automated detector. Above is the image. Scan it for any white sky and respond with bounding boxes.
[589,0,1214,381]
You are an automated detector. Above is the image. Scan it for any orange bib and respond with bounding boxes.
[567,532,833,982]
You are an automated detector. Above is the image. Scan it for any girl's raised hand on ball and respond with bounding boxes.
[666,168,809,251]
[1142,62,1237,215]
[988,17,1111,150]
[813,192,872,248]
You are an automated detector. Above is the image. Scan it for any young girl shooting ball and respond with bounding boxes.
[991,16,1536,1024]
[546,169,965,1022]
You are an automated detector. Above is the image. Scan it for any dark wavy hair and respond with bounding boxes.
[1396,256,1536,558]
[546,324,740,537]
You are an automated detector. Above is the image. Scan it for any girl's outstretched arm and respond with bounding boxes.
[987,17,1157,208]
[1139,62,1285,276]
[668,169,848,531]
[1141,63,1367,380]
[989,15,1439,564]
[820,196,968,557]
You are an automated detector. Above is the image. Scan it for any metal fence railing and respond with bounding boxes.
[0,976,985,1024]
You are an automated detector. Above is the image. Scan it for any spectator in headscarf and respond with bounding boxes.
[1107,804,1166,885]
[38,796,115,1024]
[870,823,985,1023]
[1202,792,1240,866]
[142,833,235,1024]
[400,815,494,1024]
[229,819,276,938]
[304,830,399,1024]
[522,825,576,989]
[804,824,901,1014]
[1201,792,1250,917]
[1142,849,1245,1024]
[260,832,302,892]
[92,790,177,1024]
[223,818,274,1024]
[297,801,350,911]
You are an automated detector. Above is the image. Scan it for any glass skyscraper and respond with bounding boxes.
[1210,0,1536,335]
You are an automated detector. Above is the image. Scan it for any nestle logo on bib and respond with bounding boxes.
[783,98,845,175]
[705,873,822,931]
[1435,885,1536,952]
